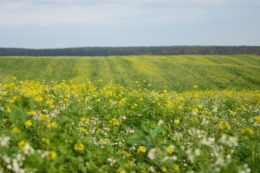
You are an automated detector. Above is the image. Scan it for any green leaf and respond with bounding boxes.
[126,134,142,145]
[86,151,93,159]
[7,104,26,123]
[29,99,35,110]
[85,160,104,173]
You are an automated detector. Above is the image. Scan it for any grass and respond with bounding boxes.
[0,55,260,91]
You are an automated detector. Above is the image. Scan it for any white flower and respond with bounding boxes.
[149,166,155,172]
[212,106,218,112]
[201,137,215,146]
[201,118,209,125]
[194,148,201,156]
[128,129,135,134]
[173,132,183,140]
[186,149,195,162]
[23,144,34,156]
[214,156,225,166]
[86,106,93,110]
[238,164,251,173]
[107,158,116,166]
[219,134,238,147]
[148,148,157,160]
[157,120,164,126]
[227,136,238,147]
[38,150,49,158]
[12,159,20,172]
[0,136,10,147]
[186,148,201,163]
[2,155,11,164]
[162,155,178,162]
[15,153,25,162]
[7,164,12,170]
[172,155,178,161]
[196,129,206,138]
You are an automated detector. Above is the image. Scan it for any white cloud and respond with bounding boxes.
[0,0,210,27]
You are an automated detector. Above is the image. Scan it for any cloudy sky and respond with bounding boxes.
[0,0,260,48]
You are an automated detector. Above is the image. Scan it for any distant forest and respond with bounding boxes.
[0,46,260,56]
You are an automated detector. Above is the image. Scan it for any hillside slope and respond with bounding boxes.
[0,55,260,91]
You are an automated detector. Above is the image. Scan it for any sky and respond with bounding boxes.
[0,0,260,48]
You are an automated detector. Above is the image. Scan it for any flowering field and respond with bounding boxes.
[0,77,260,173]
[1,55,260,91]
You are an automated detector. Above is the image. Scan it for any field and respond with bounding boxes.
[0,55,260,91]
[0,55,260,173]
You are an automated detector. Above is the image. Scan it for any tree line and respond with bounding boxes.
[0,46,260,56]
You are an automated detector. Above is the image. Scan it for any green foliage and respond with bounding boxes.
[0,78,260,172]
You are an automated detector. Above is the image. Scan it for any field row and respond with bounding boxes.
[0,55,260,91]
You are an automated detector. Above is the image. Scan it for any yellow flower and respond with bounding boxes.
[42,137,50,144]
[6,106,11,113]
[124,161,134,169]
[193,85,198,89]
[255,116,260,124]
[173,164,180,171]
[197,104,204,109]
[109,118,120,126]
[117,168,126,173]
[49,151,57,160]
[38,114,51,123]
[74,143,84,151]
[241,127,254,137]
[18,140,29,149]
[80,118,90,125]
[191,108,199,115]
[124,152,132,158]
[84,97,89,103]
[161,167,167,172]
[34,95,43,103]
[218,121,231,130]
[102,139,109,145]
[137,114,142,117]
[174,119,180,125]
[46,99,54,105]
[28,110,36,116]
[47,122,58,129]
[166,145,175,154]
[51,122,58,128]
[12,127,20,134]
[228,110,235,116]
[101,165,108,171]
[137,146,146,153]
[7,99,14,103]
[80,127,88,134]
[25,120,32,128]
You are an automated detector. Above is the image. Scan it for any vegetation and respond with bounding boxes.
[0,55,260,91]
[0,46,260,56]
[0,77,260,173]
[0,55,260,172]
